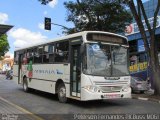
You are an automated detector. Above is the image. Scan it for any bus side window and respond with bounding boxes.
[34,46,43,64]
[43,54,49,63]
[49,44,54,63]
[43,45,49,63]
[55,41,69,62]
[26,49,34,64]
[22,51,28,65]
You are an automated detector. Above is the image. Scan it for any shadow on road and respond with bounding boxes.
[17,88,59,101]
[68,99,131,108]
[17,88,131,108]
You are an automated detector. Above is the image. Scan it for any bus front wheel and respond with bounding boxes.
[58,84,67,103]
[23,77,29,92]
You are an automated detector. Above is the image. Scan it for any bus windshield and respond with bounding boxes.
[83,43,129,77]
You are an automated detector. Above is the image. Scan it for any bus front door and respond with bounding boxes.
[71,45,81,97]
[18,54,22,84]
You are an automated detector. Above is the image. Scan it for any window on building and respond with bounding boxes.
[129,40,137,53]
[138,40,145,52]
[139,53,147,63]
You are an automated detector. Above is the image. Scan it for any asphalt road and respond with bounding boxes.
[0,74,160,120]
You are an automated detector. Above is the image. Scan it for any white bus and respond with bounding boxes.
[13,31,131,103]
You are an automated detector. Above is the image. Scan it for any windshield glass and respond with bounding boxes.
[111,46,129,76]
[83,43,129,77]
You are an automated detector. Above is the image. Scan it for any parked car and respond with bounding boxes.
[6,70,13,80]
[131,76,149,93]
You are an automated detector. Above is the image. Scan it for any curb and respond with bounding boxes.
[132,96,160,103]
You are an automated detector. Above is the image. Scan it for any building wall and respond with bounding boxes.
[126,0,160,81]
[0,58,14,71]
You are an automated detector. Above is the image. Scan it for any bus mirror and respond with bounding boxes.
[80,44,85,54]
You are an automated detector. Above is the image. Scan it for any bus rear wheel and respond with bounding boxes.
[23,77,29,92]
[58,84,67,103]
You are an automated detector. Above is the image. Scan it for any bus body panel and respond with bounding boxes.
[14,64,70,95]
[81,88,131,101]
[13,31,131,101]
[80,74,131,100]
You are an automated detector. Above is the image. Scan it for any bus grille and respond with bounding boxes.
[99,86,122,93]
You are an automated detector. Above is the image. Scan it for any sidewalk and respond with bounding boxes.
[0,96,43,120]
[132,89,160,103]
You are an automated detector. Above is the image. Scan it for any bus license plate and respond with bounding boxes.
[104,94,120,98]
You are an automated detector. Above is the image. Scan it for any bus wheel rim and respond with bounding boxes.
[59,88,66,98]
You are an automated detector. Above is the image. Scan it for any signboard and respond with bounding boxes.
[125,16,160,36]
[129,62,148,72]
[138,40,145,52]
[87,33,128,45]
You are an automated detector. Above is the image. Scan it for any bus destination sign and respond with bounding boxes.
[87,33,128,45]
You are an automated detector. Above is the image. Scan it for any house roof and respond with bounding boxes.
[0,24,13,35]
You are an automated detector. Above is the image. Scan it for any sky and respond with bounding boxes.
[0,0,74,57]
[0,0,150,58]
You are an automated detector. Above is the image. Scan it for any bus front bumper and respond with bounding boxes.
[81,88,131,101]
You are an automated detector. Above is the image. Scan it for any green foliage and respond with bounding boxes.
[0,34,10,57]
[64,0,133,34]
[38,0,132,34]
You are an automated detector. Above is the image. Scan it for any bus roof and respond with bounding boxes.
[15,31,127,51]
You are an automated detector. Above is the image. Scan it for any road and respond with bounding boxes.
[0,74,160,120]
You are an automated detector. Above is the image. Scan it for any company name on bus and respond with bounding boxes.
[34,69,55,74]
[125,16,160,35]
[33,69,63,75]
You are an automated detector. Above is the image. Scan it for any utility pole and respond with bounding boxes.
[44,17,69,30]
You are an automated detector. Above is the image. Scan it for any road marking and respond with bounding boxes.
[0,96,44,120]
[138,97,148,101]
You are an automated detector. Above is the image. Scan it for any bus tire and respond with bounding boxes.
[23,77,29,92]
[58,84,67,103]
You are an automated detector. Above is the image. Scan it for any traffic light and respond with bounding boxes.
[44,17,51,30]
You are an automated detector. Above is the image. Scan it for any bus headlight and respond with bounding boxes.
[83,85,102,93]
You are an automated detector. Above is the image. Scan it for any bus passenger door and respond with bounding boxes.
[18,54,22,84]
[70,45,81,97]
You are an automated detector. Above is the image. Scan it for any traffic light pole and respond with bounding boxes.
[51,23,70,30]
[44,17,70,30]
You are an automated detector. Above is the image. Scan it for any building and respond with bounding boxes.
[0,54,14,71]
[0,24,13,71]
[0,24,13,36]
[125,0,160,82]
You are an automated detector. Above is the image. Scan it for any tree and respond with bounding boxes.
[38,0,132,34]
[63,0,132,34]
[127,0,160,95]
[0,34,10,57]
